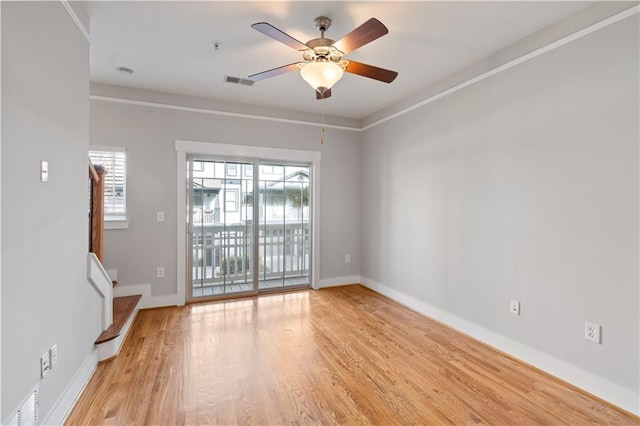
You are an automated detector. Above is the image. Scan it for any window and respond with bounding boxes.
[89,147,128,226]
[226,163,238,177]
[225,189,238,212]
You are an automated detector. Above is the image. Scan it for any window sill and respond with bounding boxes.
[105,219,129,230]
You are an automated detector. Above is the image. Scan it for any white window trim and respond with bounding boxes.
[104,219,129,230]
[90,145,129,229]
[175,140,321,306]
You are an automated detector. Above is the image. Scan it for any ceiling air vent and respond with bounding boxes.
[224,76,255,87]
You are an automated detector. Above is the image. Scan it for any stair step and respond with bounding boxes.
[94,295,142,345]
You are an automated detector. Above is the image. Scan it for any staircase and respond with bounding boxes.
[89,161,142,362]
[94,294,141,361]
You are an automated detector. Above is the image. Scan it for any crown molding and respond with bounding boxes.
[362,4,639,131]
[90,94,361,132]
[89,3,638,133]
[60,0,91,44]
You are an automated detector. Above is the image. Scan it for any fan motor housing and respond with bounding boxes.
[305,38,335,49]
[304,38,344,63]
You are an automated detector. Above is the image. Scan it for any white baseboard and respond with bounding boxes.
[116,278,362,305]
[360,276,639,416]
[41,286,176,425]
[317,275,361,288]
[42,349,98,425]
[113,283,179,309]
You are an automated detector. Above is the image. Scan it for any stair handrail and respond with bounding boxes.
[89,160,106,261]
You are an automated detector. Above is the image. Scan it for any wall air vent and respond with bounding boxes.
[7,384,39,425]
[224,76,255,87]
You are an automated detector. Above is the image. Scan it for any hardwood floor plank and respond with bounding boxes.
[66,285,639,425]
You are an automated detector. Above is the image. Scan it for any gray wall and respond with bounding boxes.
[361,14,638,394]
[1,1,101,421]
[90,87,362,296]
[0,0,635,420]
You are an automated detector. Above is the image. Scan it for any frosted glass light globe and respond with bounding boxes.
[300,61,344,93]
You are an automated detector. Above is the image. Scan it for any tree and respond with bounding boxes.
[285,185,309,208]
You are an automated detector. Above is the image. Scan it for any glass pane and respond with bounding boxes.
[258,163,311,290]
[259,164,284,181]
[191,160,254,299]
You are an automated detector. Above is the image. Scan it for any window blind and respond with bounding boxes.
[89,147,127,218]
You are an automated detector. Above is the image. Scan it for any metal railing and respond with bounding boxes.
[191,222,310,287]
[193,211,216,224]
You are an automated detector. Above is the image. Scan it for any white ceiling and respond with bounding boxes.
[85,1,592,120]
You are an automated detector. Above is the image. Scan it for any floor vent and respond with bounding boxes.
[224,75,255,87]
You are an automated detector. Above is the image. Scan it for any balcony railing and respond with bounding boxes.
[193,211,216,224]
[191,222,310,287]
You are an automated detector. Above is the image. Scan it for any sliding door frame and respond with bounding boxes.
[186,155,260,302]
[256,160,313,292]
[176,140,321,306]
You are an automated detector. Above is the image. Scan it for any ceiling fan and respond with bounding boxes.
[249,16,398,99]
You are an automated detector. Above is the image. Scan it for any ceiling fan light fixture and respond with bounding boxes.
[300,61,344,93]
[250,17,397,100]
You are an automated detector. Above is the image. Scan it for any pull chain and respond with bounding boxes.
[320,102,325,144]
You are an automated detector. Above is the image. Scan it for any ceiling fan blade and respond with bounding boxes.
[332,18,389,54]
[249,63,303,81]
[345,61,398,83]
[251,22,310,51]
[316,88,332,100]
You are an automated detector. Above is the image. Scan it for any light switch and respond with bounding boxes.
[156,211,165,222]
[40,161,49,182]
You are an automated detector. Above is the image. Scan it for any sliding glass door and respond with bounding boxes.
[187,157,311,301]
[188,159,255,300]
[258,164,311,290]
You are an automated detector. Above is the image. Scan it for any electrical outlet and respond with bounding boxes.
[510,299,520,315]
[585,321,601,344]
[157,267,165,278]
[345,254,351,263]
[156,211,165,222]
[40,352,50,378]
[50,344,58,367]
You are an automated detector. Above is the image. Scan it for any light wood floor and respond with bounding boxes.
[66,285,638,425]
